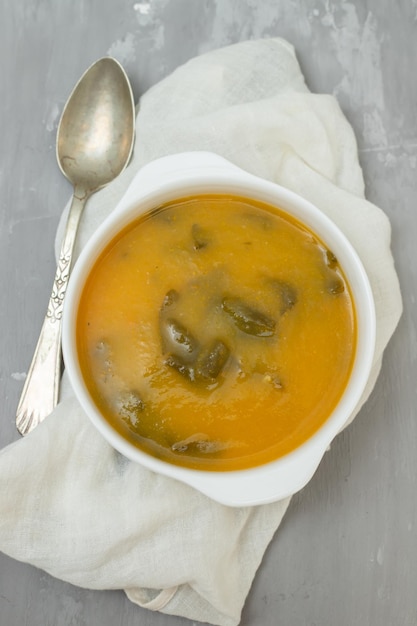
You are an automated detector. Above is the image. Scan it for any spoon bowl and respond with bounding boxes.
[57,57,135,195]
[16,57,135,435]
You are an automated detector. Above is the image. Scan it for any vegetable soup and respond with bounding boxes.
[77,194,356,470]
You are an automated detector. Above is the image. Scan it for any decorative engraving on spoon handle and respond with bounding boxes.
[47,251,72,323]
[16,193,87,436]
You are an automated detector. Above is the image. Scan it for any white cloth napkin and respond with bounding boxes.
[0,38,402,626]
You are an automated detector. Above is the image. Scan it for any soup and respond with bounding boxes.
[77,194,356,470]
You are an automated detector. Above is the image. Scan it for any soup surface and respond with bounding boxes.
[77,194,356,470]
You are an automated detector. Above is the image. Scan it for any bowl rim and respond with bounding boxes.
[62,151,376,506]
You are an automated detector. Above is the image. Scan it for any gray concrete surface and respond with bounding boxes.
[1,1,416,624]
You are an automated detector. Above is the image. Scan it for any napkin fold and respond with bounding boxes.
[0,38,402,626]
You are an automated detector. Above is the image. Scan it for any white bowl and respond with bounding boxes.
[62,151,376,506]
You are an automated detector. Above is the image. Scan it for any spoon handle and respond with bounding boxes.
[16,192,87,435]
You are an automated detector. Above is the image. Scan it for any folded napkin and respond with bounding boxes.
[0,38,402,626]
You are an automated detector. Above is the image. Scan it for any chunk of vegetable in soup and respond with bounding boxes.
[77,195,356,470]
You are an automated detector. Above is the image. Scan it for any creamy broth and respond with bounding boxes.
[77,195,356,470]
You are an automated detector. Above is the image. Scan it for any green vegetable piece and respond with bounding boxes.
[191,223,211,250]
[222,297,276,337]
[318,249,345,295]
[325,249,338,269]
[196,339,230,380]
[160,317,198,357]
[161,289,179,309]
[327,274,345,295]
[164,354,195,382]
[270,280,298,315]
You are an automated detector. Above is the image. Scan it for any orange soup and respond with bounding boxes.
[77,195,356,470]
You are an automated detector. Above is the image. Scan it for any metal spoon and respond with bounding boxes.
[16,57,135,435]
